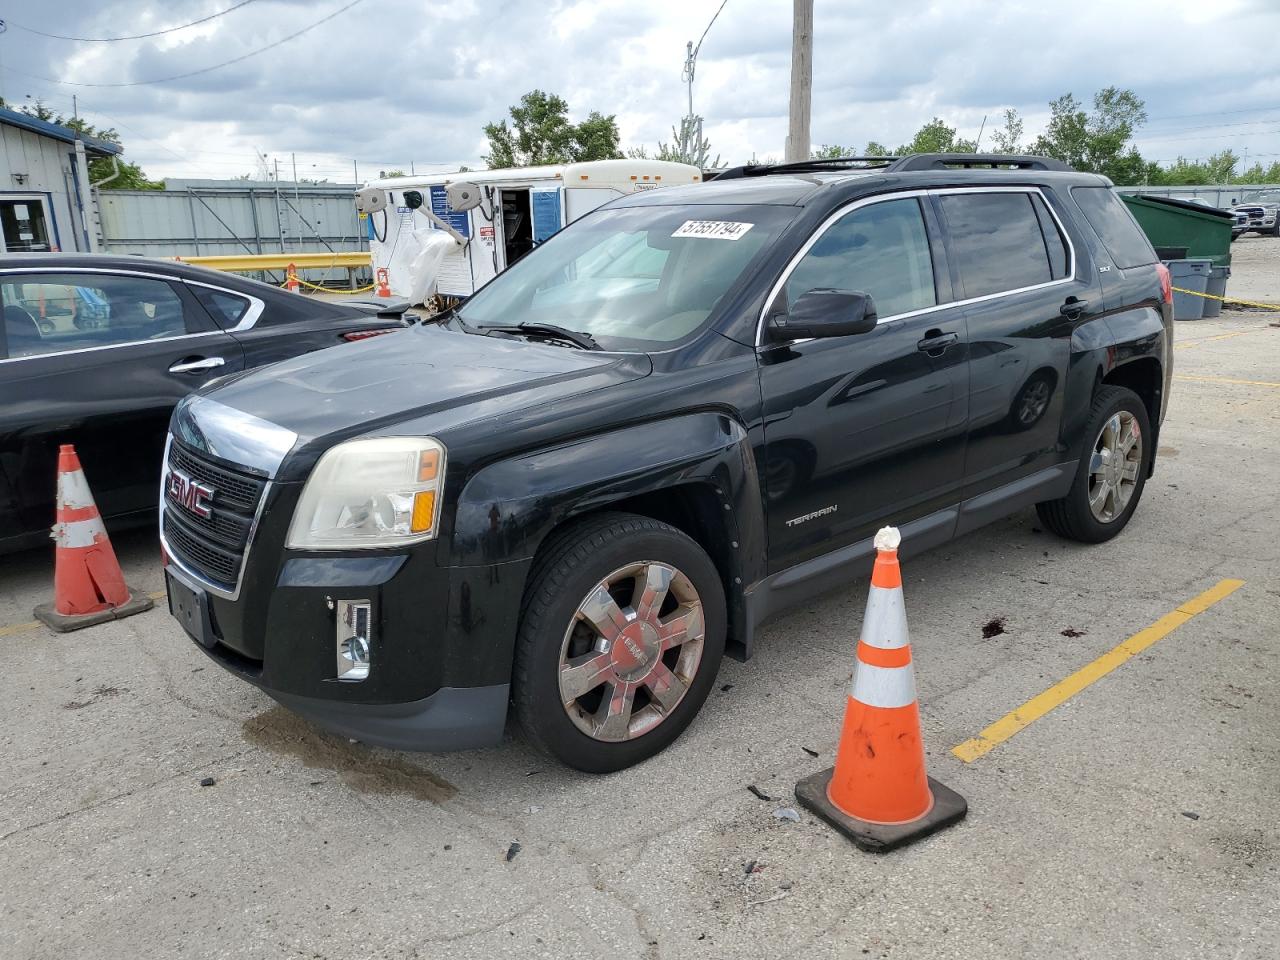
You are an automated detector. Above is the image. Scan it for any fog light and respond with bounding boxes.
[336,599,372,682]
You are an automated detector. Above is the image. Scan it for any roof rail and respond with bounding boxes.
[712,156,899,180]
[886,153,1073,172]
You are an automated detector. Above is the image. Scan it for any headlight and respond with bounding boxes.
[287,437,446,550]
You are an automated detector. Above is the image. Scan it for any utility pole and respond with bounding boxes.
[273,158,287,254]
[784,0,813,163]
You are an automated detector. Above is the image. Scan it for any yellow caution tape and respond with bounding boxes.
[1171,286,1280,311]
[286,276,378,294]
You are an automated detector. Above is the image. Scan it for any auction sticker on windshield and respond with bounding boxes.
[671,220,755,240]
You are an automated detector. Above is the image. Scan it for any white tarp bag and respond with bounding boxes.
[372,208,458,304]
[403,230,455,305]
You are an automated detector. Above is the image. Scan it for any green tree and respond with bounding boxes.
[483,90,621,168]
[811,144,852,159]
[1,97,162,189]
[988,108,1024,154]
[1031,87,1147,183]
[897,117,976,155]
[862,141,892,157]
[632,116,721,167]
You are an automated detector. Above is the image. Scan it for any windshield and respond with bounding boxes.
[1240,191,1280,204]
[457,204,793,350]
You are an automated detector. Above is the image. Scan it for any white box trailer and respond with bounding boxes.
[357,159,703,302]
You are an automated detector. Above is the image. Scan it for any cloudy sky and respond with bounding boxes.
[3,0,1279,182]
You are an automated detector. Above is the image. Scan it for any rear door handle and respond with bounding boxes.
[916,330,958,354]
[169,356,225,375]
[1060,296,1089,319]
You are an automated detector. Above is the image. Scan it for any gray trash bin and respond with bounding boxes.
[1202,265,1231,318]
[1168,258,1213,321]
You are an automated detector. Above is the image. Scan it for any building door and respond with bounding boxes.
[0,198,52,252]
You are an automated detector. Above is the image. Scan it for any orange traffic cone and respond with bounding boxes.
[795,526,966,852]
[285,262,300,293]
[33,445,154,632]
[375,267,391,298]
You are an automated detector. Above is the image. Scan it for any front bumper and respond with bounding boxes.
[165,539,530,752]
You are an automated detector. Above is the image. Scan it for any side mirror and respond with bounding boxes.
[769,289,878,341]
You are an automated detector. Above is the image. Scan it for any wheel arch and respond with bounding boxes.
[448,412,765,661]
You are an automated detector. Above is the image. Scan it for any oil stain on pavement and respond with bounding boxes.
[242,706,458,803]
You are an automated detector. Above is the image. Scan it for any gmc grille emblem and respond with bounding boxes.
[166,469,215,520]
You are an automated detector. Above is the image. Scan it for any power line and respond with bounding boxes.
[2,0,364,87]
[4,0,259,42]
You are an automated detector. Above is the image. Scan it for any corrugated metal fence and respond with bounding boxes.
[97,179,367,276]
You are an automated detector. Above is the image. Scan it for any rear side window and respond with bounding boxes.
[1070,187,1157,270]
[193,287,251,328]
[939,192,1056,298]
[783,197,937,318]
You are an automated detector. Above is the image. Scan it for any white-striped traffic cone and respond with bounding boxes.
[33,444,154,632]
[795,526,966,852]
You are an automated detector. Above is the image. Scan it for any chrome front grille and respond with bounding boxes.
[162,439,267,593]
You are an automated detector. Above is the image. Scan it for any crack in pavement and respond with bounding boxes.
[0,746,253,845]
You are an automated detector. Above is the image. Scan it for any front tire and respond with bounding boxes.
[512,512,726,773]
[1036,385,1151,543]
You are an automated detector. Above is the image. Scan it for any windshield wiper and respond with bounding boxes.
[480,322,602,351]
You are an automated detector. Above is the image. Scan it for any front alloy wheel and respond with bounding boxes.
[513,513,726,772]
[559,562,705,742]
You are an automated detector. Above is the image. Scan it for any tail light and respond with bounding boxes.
[342,327,403,342]
[1155,263,1173,305]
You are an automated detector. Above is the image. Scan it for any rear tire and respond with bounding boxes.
[1036,386,1151,543]
[512,512,726,773]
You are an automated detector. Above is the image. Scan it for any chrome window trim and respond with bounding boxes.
[0,266,268,362]
[181,279,265,332]
[159,433,273,602]
[755,185,1078,347]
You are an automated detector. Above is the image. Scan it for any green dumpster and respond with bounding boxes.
[1119,194,1233,267]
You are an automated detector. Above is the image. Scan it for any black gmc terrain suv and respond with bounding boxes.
[163,154,1173,772]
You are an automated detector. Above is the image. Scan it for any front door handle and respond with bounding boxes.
[169,356,225,375]
[1060,296,1089,319]
[917,330,958,355]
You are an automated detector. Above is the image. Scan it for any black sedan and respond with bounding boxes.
[0,254,409,553]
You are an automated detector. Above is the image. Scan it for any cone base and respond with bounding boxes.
[35,587,154,633]
[796,768,967,853]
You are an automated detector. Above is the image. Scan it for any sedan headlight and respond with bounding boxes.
[287,437,446,550]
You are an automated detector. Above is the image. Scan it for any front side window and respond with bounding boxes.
[458,204,792,350]
[940,192,1058,299]
[1,273,191,359]
[782,197,937,319]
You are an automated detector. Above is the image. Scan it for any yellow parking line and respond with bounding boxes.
[0,618,41,638]
[1174,331,1254,350]
[952,579,1245,763]
[1175,374,1280,389]
[0,589,167,639]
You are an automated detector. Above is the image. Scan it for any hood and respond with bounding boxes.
[178,324,651,475]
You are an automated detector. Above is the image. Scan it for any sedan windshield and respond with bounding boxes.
[457,204,794,350]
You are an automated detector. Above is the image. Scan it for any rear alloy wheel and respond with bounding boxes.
[513,513,725,772]
[1036,385,1151,543]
